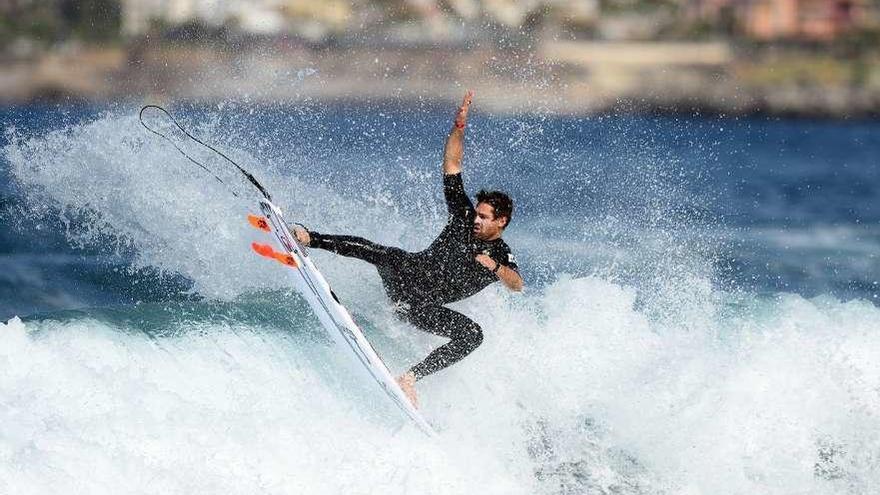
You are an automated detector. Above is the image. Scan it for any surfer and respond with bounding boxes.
[294,90,522,407]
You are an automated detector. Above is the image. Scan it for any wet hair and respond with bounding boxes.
[476,190,513,228]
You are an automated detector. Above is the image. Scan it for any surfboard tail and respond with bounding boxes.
[251,242,298,268]
[247,214,271,232]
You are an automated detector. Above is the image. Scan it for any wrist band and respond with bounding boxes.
[492,262,501,274]
[455,122,465,129]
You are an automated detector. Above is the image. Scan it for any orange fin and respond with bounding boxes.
[251,242,298,268]
[247,214,271,232]
[275,252,298,267]
[251,242,275,258]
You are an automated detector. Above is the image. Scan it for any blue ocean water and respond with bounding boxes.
[1,102,879,494]
[3,103,878,318]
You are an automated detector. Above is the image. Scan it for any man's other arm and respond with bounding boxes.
[476,254,524,292]
[442,90,474,176]
[497,264,524,292]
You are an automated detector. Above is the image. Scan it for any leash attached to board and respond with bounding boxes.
[138,105,272,201]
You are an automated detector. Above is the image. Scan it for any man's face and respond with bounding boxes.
[473,202,507,241]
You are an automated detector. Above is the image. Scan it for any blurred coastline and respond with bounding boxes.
[2,0,880,117]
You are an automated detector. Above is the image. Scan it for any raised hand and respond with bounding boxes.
[454,90,475,129]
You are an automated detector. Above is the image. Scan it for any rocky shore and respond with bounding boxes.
[2,41,879,118]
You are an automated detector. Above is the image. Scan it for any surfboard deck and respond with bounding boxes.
[249,200,435,437]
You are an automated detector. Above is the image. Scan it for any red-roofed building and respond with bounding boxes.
[745,0,859,40]
[684,0,876,41]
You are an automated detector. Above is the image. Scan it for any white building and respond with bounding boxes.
[120,0,337,37]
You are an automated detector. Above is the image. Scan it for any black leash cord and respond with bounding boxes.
[138,105,272,202]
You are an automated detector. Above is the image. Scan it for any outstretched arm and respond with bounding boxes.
[442,90,474,176]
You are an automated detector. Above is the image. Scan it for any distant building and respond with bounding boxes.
[685,0,877,41]
[119,0,352,38]
[744,0,855,40]
[121,0,233,36]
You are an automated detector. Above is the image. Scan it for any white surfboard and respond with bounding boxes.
[249,199,435,437]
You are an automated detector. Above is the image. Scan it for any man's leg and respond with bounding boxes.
[308,232,424,307]
[309,233,404,266]
[394,304,483,406]
[399,305,484,381]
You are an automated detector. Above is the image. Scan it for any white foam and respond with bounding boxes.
[4,282,879,494]
[0,316,533,494]
[458,280,880,494]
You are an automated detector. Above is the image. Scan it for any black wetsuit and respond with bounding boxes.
[307,173,518,380]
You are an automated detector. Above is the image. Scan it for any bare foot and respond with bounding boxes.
[396,372,419,409]
[293,226,310,245]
